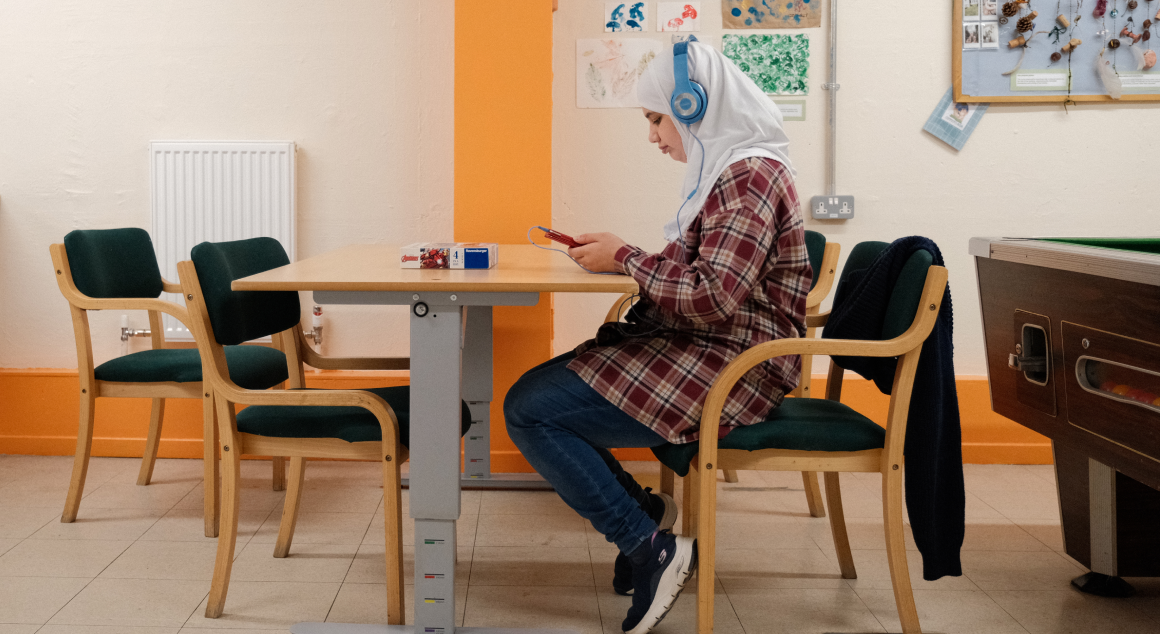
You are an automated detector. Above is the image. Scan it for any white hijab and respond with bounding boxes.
[638,39,795,243]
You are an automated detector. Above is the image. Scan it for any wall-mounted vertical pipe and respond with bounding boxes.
[826,0,839,196]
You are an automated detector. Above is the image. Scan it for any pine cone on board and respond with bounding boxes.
[1003,1,1021,17]
[1017,12,1038,32]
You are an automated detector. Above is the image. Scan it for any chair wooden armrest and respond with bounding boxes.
[805,311,830,328]
[698,265,947,458]
[213,379,402,445]
[51,243,193,330]
[162,279,182,294]
[296,331,410,371]
[603,292,637,324]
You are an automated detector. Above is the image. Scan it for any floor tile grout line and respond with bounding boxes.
[977,586,1041,634]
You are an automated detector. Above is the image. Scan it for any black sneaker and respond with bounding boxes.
[622,531,697,634]
[613,489,677,596]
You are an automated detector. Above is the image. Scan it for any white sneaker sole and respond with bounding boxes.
[656,493,677,532]
[623,536,697,634]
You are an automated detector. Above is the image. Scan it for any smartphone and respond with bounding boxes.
[537,226,581,249]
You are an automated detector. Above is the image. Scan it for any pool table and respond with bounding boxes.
[972,237,1160,597]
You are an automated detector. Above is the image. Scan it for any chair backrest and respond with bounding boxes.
[189,238,300,346]
[62,229,164,299]
[832,240,933,342]
[803,230,826,293]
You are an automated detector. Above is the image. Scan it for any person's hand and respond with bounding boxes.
[569,233,628,273]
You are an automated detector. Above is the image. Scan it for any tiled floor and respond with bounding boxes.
[1,455,1158,634]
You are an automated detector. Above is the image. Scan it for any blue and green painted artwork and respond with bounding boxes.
[723,34,810,95]
[721,0,821,29]
[605,2,646,32]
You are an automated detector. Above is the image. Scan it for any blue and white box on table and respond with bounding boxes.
[400,242,499,269]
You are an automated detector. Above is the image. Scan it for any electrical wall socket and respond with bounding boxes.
[810,195,855,220]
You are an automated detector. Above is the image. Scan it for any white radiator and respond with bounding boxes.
[150,141,297,340]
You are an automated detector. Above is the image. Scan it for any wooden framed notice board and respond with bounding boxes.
[953,0,1160,103]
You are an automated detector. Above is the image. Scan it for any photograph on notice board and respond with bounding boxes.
[605,2,647,32]
[981,0,999,20]
[657,2,700,32]
[963,23,980,49]
[721,0,821,29]
[980,22,999,48]
[963,0,980,19]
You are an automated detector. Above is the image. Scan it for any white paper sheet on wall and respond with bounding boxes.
[657,2,701,32]
[576,38,664,108]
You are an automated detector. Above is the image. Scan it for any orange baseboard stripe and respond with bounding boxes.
[1,370,1050,469]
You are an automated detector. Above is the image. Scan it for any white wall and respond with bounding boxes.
[0,0,454,369]
[552,1,1160,375]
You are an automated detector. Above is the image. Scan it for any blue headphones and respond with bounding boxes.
[670,35,707,125]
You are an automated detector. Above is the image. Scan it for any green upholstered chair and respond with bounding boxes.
[654,244,948,634]
[718,231,841,512]
[50,229,290,538]
[178,237,472,623]
[603,231,842,519]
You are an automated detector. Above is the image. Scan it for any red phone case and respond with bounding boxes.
[544,229,581,248]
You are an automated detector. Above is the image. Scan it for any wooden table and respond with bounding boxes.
[972,237,1160,598]
[235,244,636,634]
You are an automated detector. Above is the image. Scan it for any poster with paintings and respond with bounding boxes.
[722,34,810,95]
[721,0,821,29]
[605,2,647,32]
[657,2,701,32]
[576,39,664,108]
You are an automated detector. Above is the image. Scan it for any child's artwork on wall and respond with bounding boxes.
[723,34,810,95]
[605,2,647,32]
[722,0,822,29]
[657,3,701,32]
[577,39,664,108]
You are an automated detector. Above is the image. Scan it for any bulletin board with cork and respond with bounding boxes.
[953,0,1160,103]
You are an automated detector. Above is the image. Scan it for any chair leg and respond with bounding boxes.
[272,456,287,491]
[694,460,717,634]
[202,392,220,538]
[884,467,921,633]
[137,398,165,486]
[206,432,241,618]
[274,457,306,558]
[62,390,96,523]
[802,471,827,518]
[659,464,676,498]
[682,464,699,537]
[382,450,405,625]
[823,472,857,579]
[721,469,739,483]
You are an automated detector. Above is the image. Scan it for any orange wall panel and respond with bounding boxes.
[455,0,555,473]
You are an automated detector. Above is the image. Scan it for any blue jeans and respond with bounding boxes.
[504,352,668,554]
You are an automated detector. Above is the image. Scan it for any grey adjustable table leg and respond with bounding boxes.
[295,291,571,634]
[459,305,551,490]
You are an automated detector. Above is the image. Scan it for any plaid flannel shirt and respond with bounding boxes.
[568,158,810,444]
